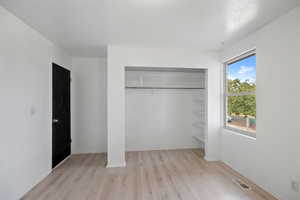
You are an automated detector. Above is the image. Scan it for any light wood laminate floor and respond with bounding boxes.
[22,149,277,200]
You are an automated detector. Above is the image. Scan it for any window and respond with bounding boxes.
[224,50,256,137]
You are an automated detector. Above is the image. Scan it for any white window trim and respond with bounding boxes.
[223,49,256,138]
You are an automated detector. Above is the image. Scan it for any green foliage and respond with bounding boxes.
[227,79,256,93]
[227,79,256,117]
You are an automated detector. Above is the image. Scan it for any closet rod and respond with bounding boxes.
[125,87,205,89]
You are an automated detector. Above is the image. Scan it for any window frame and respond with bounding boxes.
[224,49,256,138]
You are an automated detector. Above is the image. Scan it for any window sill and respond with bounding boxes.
[223,126,257,140]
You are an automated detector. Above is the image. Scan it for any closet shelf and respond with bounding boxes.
[125,86,205,89]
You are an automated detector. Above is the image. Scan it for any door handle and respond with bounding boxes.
[53,119,59,123]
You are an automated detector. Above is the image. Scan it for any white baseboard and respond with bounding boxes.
[20,155,70,199]
[204,155,219,162]
[106,162,126,168]
[126,146,202,152]
[19,169,51,199]
[52,155,71,170]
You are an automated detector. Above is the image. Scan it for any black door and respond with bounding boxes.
[52,63,71,168]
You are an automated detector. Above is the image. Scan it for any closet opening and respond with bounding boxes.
[125,67,207,156]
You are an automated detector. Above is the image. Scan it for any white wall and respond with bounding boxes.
[126,89,205,151]
[72,57,107,154]
[107,46,221,167]
[220,6,300,200]
[0,5,71,200]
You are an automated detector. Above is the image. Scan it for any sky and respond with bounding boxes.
[228,55,256,83]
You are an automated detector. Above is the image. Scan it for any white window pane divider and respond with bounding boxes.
[226,91,256,96]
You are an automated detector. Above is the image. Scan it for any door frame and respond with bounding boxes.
[50,62,71,169]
